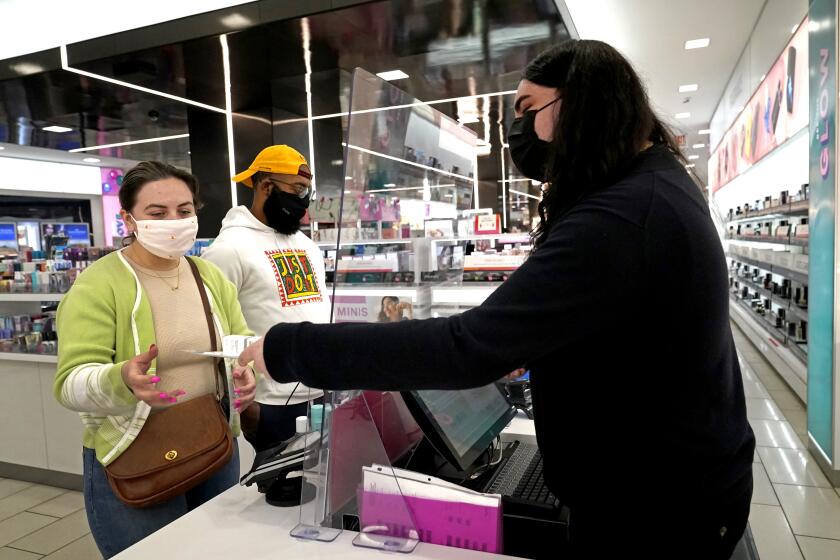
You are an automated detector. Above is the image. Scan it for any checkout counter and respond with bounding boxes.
[114,410,537,559]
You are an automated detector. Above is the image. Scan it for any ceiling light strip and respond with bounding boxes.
[68,133,190,153]
[498,103,508,229]
[302,18,317,197]
[220,35,238,207]
[344,143,475,182]
[60,45,228,115]
[508,188,541,201]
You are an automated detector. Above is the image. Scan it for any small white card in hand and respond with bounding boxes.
[186,350,241,359]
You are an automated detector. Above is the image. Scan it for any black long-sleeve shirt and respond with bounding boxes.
[263,145,755,516]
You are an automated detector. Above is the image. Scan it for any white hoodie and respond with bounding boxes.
[203,206,329,405]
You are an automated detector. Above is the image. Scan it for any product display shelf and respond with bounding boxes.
[731,294,787,343]
[0,293,65,302]
[786,338,808,363]
[316,233,531,249]
[729,295,808,401]
[785,303,809,323]
[326,283,501,308]
[0,351,58,363]
[728,253,808,285]
[731,275,773,300]
[726,199,810,223]
[730,273,808,321]
[727,235,809,248]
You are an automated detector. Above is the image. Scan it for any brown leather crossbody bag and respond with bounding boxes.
[103,257,234,508]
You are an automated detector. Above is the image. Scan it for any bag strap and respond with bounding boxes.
[185,257,224,400]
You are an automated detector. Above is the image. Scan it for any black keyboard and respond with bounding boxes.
[485,442,559,508]
[511,453,556,505]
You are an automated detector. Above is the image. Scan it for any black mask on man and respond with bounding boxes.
[264,189,309,235]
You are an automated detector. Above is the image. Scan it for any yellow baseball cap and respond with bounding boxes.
[232,145,312,187]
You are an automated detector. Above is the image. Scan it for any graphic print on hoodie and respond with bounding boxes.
[267,249,323,307]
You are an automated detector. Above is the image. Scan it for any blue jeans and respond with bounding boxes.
[83,444,239,558]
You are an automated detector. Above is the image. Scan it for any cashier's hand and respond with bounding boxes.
[503,368,527,381]
[121,344,186,406]
[235,336,267,377]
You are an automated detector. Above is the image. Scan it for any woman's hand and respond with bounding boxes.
[232,363,257,413]
[503,367,527,381]
[121,344,186,406]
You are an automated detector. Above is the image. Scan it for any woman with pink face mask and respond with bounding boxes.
[55,161,256,558]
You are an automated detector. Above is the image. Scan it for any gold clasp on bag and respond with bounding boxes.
[165,450,178,461]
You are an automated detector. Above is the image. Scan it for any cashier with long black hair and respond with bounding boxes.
[236,39,755,559]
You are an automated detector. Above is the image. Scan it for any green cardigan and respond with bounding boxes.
[55,250,253,466]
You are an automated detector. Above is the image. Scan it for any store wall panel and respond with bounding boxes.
[807,0,836,465]
[38,368,83,475]
[0,362,48,469]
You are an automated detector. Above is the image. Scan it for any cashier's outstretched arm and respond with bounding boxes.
[238,206,641,393]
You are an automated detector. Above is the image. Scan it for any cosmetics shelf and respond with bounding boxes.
[728,252,808,284]
[727,235,809,248]
[787,339,808,363]
[729,271,808,319]
[730,295,787,343]
[726,199,809,223]
[0,293,65,302]
[729,293,807,366]
[0,352,58,363]
[785,304,809,323]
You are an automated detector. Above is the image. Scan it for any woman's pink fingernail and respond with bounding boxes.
[235,399,241,407]
[169,397,178,403]
[234,388,241,395]
[159,392,168,399]
[150,377,161,383]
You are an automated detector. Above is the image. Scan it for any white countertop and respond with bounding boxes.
[115,415,537,559]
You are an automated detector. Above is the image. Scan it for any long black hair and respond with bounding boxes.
[524,40,683,247]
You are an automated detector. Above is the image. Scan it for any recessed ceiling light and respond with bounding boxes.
[685,164,696,168]
[345,176,353,180]
[384,183,396,187]
[220,13,253,28]
[688,155,700,160]
[679,84,698,93]
[0,146,5,151]
[10,62,45,75]
[82,157,100,163]
[675,112,691,119]
[376,70,409,81]
[684,38,710,50]
[760,74,766,81]
[692,143,706,149]
[698,129,711,135]
[791,24,799,34]
[42,125,72,133]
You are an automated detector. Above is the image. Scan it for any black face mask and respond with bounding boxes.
[507,97,560,182]
[264,189,310,235]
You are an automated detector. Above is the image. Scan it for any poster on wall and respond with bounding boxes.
[709,18,809,192]
[333,295,414,323]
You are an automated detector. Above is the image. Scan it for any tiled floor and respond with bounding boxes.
[0,484,98,560]
[0,323,836,559]
[732,323,840,560]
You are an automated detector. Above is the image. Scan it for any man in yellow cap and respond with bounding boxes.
[204,145,329,451]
